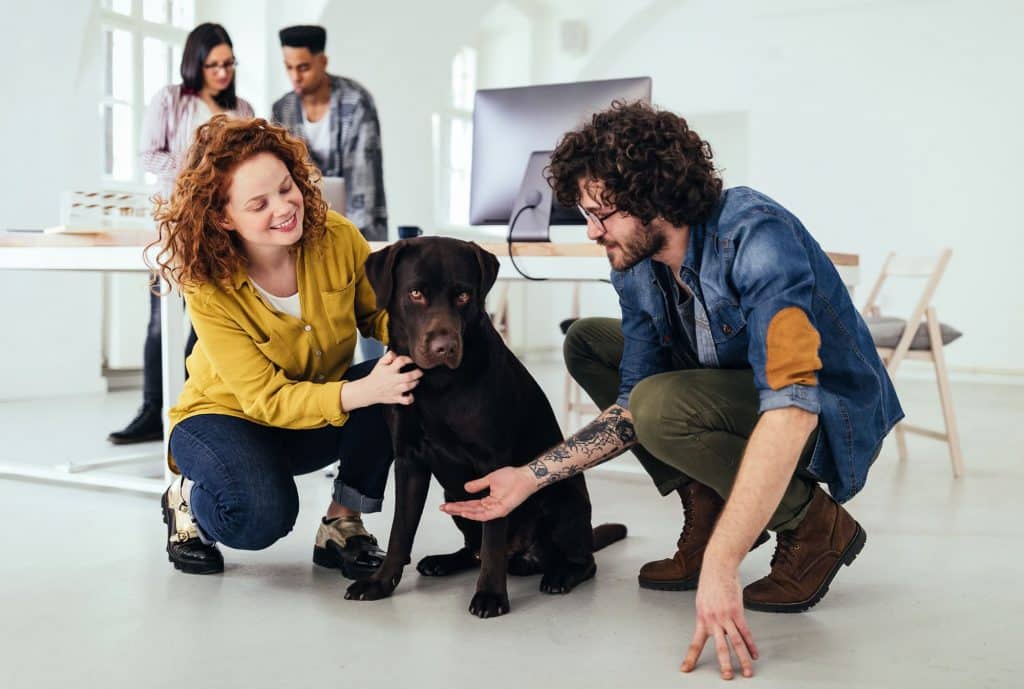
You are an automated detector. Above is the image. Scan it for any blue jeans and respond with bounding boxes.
[168,359,392,550]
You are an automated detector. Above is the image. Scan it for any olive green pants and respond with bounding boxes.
[563,317,818,531]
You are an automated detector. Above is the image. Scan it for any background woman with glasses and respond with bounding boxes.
[108,23,255,446]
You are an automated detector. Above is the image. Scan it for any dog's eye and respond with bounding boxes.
[455,292,470,305]
[408,289,425,303]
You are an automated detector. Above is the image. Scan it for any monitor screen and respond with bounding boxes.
[469,77,652,226]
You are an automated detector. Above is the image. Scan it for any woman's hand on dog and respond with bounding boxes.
[341,351,422,411]
[439,466,538,521]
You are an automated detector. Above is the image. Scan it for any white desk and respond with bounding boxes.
[0,231,176,493]
[0,230,859,494]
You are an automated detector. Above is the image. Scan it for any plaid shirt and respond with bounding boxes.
[272,75,387,241]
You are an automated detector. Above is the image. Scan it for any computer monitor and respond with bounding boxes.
[469,77,652,240]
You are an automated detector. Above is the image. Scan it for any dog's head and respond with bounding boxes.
[365,237,499,370]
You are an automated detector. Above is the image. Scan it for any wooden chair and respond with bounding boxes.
[489,281,600,430]
[488,282,511,342]
[562,282,600,429]
[861,248,964,477]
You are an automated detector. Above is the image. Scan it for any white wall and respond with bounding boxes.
[480,0,1024,374]
[745,0,1023,374]
[197,0,330,117]
[0,3,107,400]
[313,1,496,231]
[202,0,495,230]
[2,0,1019,404]
[0,0,499,402]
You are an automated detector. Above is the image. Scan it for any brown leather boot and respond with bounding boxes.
[744,487,866,613]
[638,482,768,591]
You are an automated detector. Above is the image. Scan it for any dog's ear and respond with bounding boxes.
[365,241,406,309]
[469,242,499,298]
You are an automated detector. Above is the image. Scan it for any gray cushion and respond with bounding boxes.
[865,315,962,350]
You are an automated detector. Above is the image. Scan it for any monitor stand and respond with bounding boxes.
[507,150,555,242]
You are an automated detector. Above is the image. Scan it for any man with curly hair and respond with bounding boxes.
[442,101,902,678]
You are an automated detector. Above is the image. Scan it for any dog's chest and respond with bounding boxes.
[401,406,511,491]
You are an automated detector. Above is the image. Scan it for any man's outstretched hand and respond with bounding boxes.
[439,466,537,521]
[681,565,759,680]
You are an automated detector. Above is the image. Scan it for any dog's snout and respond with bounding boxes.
[428,329,458,358]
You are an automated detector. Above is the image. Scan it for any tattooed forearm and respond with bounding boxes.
[539,466,581,487]
[561,406,636,461]
[527,405,637,484]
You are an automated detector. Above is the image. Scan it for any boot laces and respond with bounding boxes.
[677,492,697,546]
[771,529,801,569]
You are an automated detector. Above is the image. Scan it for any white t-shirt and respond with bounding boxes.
[194,99,214,132]
[251,278,301,319]
[302,111,332,167]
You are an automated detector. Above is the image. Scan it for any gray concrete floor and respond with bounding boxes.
[0,360,1021,688]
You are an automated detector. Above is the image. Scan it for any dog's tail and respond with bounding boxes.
[592,523,628,551]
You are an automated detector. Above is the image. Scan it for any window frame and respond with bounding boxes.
[433,45,477,231]
[98,0,192,190]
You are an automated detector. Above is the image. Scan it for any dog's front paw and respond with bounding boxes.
[468,590,510,618]
[540,562,596,594]
[345,576,397,601]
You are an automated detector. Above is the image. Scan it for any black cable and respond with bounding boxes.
[506,202,547,282]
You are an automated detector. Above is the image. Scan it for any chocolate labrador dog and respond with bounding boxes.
[345,237,625,618]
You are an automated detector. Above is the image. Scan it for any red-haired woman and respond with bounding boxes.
[151,115,420,577]
[110,23,254,445]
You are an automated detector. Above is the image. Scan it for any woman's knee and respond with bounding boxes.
[170,419,298,550]
[217,479,299,550]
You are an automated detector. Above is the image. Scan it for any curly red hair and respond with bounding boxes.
[148,115,327,291]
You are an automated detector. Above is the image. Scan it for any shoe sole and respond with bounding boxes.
[312,544,378,580]
[638,530,772,591]
[161,491,223,575]
[638,573,699,591]
[743,523,866,614]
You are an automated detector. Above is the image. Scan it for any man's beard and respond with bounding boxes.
[600,223,665,271]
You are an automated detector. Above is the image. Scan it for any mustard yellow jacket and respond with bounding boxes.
[168,211,387,469]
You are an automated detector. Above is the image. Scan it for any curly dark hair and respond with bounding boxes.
[147,115,327,291]
[546,100,722,227]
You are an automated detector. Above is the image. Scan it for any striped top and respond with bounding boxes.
[139,84,254,198]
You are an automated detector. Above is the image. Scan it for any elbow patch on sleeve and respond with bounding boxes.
[765,307,822,390]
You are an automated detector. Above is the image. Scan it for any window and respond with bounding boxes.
[99,0,194,186]
[434,46,477,227]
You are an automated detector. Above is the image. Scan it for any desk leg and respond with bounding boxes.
[159,282,186,484]
[0,275,167,494]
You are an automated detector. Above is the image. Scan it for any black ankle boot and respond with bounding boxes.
[161,477,223,575]
[108,403,163,444]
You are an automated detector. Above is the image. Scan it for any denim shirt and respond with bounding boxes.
[611,187,903,502]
